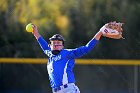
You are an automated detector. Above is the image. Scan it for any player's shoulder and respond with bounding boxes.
[63,49,75,52]
[61,49,74,57]
[60,49,73,55]
[62,49,77,55]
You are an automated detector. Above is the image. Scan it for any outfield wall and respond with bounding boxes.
[0,58,139,93]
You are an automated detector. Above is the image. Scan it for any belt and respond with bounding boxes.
[52,84,68,92]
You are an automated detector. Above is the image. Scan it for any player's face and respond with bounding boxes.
[50,40,64,51]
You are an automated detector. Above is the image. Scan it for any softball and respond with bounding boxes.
[26,23,33,32]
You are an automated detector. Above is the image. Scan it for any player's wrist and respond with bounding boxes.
[94,30,103,40]
[33,31,41,39]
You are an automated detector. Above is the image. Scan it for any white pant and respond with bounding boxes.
[52,83,80,93]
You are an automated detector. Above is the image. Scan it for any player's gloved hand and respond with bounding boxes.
[100,21,124,39]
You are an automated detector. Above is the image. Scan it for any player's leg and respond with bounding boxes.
[52,83,80,93]
[52,89,64,93]
[74,85,80,93]
[63,84,80,93]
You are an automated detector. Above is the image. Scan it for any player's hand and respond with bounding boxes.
[32,24,38,34]
[32,24,41,39]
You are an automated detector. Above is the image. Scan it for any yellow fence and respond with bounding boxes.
[0,58,140,65]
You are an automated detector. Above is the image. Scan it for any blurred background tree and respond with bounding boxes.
[0,0,140,58]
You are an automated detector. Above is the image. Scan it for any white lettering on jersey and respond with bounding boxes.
[52,55,61,61]
[44,50,53,57]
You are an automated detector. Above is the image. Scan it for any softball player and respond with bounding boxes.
[32,25,103,93]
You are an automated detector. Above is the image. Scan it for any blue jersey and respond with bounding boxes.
[37,37,98,88]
